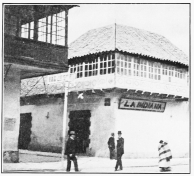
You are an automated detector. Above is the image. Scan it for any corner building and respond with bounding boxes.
[21,24,189,158]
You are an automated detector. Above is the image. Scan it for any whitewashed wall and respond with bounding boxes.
[114,96,189,158]
[3,67,21,162]
[20,91,189,158]
[21,97,64,152]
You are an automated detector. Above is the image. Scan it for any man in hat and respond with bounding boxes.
[115,131,124,171]
[65,131,79,172]
[107,133,115,159]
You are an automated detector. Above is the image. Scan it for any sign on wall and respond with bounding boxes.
[119,98,166,112]
[4,118,16,131]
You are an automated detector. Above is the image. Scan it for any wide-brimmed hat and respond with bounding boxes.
[69,131,75,135]
[118,131,122,134]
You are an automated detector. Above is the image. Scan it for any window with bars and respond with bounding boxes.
[117,55,132,76]
[20,11,66,46]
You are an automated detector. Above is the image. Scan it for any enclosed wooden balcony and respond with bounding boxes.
[4,5,77,79]
[68,52,189,99]
[4,34,68,67]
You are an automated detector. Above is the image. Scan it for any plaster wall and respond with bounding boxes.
[114,97,189,158]
[21,97,65,153]
[20,91,189,158]
[3,67,21,162]
[68,92,116,157]
[68,92,189,158]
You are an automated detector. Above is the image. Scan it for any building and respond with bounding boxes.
[3,5,77,163]
[20,24,189,158]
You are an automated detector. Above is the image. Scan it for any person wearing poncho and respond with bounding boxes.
[158,140,172,172]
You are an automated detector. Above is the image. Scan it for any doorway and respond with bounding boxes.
[18,113,32,149]
[68,110,91,153]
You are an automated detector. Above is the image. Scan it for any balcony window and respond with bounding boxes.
[85,59,98,77]
[149,62,153,79]
[21,21,34,39]
[140,59,147,78]
[77,64,83,78]
[100,55,114,75]
[20,11,66,46]
[134,58,140,76]
[117,55,131,76]
[162,65,168,75]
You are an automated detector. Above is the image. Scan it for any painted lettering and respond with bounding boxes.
[137,102,142,108]
[130,102,136,108]
[124,100,130,107]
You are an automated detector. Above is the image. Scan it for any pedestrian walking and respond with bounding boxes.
[107,133,115,159]
[158,140,172,172]
[65,131,79,172]
[115,131,124,171]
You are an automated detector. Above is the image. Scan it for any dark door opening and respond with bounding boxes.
[18,113,32,149]
[68,110,91,153]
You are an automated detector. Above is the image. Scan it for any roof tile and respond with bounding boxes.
[69,24,188,65]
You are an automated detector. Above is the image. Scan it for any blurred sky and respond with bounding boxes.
[68,4,189,56]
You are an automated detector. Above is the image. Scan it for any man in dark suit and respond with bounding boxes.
[65,131,79,172]
[115,131,124,171]
[107,133,115,159]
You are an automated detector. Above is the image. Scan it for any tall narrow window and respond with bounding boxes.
[153,62,161,80]
[116,54,131,76]
[100,54,114,75]
[21,23,29,38]
[134,58,140,76]
[140,59,147,78]
[149,62,153,79]
[77,64,83,78]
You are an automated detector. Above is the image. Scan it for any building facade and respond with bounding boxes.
[20,24,189,158]
[3,5,76,163]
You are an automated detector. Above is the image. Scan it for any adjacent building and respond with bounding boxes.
[3,5,77,162]
[20,24,189,158]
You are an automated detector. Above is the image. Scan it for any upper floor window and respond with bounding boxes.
[20,11,66,46]
[140,59,147,78]
[85,59,98,77]
[117,55,131,76]
[149,62,153,79]
[77,63,83,78]
[21,21,34,39]
[153,62,161,80]
[70,54,115,78]
[134,58,140,76]
[100,55,115,75]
